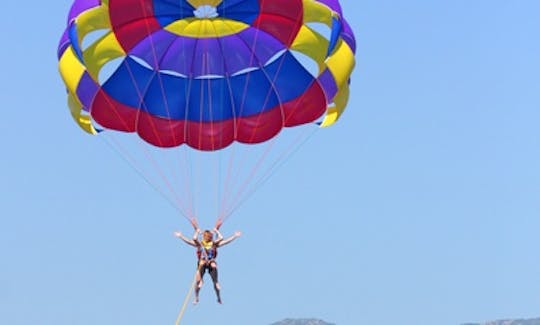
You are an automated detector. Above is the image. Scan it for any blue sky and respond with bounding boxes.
[1,1,540,324]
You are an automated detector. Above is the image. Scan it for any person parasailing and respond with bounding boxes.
[174,219,241,304]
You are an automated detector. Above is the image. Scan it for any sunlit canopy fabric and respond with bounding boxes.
[58,0,356,150]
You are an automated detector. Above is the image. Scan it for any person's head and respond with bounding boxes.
[202,230,213,242]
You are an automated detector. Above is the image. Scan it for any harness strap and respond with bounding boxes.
[198,245,217,261]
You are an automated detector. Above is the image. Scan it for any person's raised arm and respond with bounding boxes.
[217,231,242,247]
[173,230,197,247]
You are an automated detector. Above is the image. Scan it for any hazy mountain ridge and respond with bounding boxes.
[270,317,540,325]
[270,319,335,325]
[463,318,540,325]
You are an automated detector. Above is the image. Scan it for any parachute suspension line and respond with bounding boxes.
[221,135,277,220]
[217,94,238,222]
[220,57,328,218]
[180,38,199,221]
[218,142,238,220]
[184,19,212,220]
[216,5,321,225]
[208,63,224,220]
[89,53,193,221]
[205,19,238,221]
[176,0,199,225]
[221,124,315,221]
[215,20,253,222]
[179,20,207,221]
[146,21,185,208]
[120,57,195,221]
[218,16,265,214]
[216,8,304,224]
[99,136,188,218]
[209,29,231,220]
[218,87,239,220]
[218,0,227,219]
[139,145,191,218]
[132,0,198,222]
[204,54,239,221]
[73,23,193,220]
[174,268,199,325]
[202,50,222,219]
[223,65,328,218]
[113,0,219,223]
[216,137,238,223]
[243,1,307,141]
[222,125,319,221]
[180,146,196,222]
[213,19,272,222]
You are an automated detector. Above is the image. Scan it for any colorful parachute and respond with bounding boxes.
[58,0,356,151]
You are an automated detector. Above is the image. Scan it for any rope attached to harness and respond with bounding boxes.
[174,267,200,325]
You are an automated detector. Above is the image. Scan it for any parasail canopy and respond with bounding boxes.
[58,0,356,151]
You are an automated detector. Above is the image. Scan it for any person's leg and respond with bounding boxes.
[209,261,221,303]
[193,262,206,304]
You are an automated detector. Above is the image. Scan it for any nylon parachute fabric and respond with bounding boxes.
[58,0,356,151]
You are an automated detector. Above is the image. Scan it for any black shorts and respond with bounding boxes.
[197,259,216,273]
[197,259,218,282]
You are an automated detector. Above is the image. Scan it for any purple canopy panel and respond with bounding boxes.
[341,20,356,52]
[158,36,199,76]
[129,27,287,77]
[217,34,261,74]
[76,72,99,111]
[68,0,100,23]
[130,30,181,70]
[58,28,71,57]
[235,28,286,66]
[317,68,338,103]
[191,37,227,76]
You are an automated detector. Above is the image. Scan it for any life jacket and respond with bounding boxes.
[197,240,218,261]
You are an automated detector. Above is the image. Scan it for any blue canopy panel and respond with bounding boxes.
[101,51,315,123]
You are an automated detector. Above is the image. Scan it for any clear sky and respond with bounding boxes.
[1,1,539,325]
